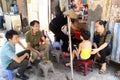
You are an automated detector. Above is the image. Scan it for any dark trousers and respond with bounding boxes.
[99,46,111,63]
[7,50,30,75]
[90,46,111,64]
[0,16,3,28]
[49,25,69,52]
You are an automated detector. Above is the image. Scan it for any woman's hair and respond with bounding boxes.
[96,20,107,27]
[30,20,39,26]
[81,29,90,40]
[5,30,18,40]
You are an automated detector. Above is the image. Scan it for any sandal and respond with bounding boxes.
[115,71,120,76]
[99,69,106,74]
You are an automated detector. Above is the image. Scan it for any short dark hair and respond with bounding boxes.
[5,30,18,40]
[81,29,90,40]
[96,20,107,27]
[83,4,88,8]
[30,20,39,26]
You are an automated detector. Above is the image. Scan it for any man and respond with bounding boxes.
[25,20,50,62]
[0,30,30,80]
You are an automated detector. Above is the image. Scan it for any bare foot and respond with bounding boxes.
[115,71,120,76]
[65,63,71,67]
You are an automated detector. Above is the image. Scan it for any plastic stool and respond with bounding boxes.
[7,70,13,80]
[76,59,94,76]
[62,52,70,64]
[2,69,13,80]
[51,50,62,63]
[38,61,55,79]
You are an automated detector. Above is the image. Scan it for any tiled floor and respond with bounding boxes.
[0,30,120,80]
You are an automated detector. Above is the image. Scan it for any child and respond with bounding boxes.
[66,29,92,66]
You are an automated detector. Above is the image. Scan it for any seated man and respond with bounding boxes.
[25,20,50,63]
[0,30,30,80]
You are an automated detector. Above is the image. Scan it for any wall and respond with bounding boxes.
[1,0,8,13]
[88,0,120,23]
[27,0,39,23]
[27,0,50,31]
[88,0,111,22]
[87,0,112,30]
[109,0,120,21]
[39,0,49,31]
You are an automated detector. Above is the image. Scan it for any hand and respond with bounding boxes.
[91,49,99,54]
[25,53,29,59]
[37,51,42,57]
[25,47,30,50]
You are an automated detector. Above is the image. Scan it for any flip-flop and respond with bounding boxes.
[99,69,106,74]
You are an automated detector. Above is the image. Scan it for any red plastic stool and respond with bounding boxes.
[76,59,94,76]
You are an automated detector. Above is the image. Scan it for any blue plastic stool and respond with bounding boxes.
[2,69,13,80]
[7,70,13,80]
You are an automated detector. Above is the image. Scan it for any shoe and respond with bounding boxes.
[22,74,29,79]
[63,52,70,57]
[26,66,32,69]
[16,73,29,80]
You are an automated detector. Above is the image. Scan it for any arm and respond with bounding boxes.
[26,42,41,56]
[97,43,108,52]
[77,43,82,54]
[93,42,97,49]
[13,53,29,63]
[25,31,41,56]
[71,23,78,31]
[92,33,112,54]
[41,36,46,42]
[91,42,108,54]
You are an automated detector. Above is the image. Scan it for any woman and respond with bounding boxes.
[92,20,113,74]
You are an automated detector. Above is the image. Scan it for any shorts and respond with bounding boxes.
[77,54,88,60]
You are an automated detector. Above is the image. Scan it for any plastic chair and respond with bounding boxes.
[7,70,13,80]
[76,59,94,76]
[2,69,13,80]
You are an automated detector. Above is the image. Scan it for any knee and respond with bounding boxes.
[25,50,31,54]
[45,44,50,49]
